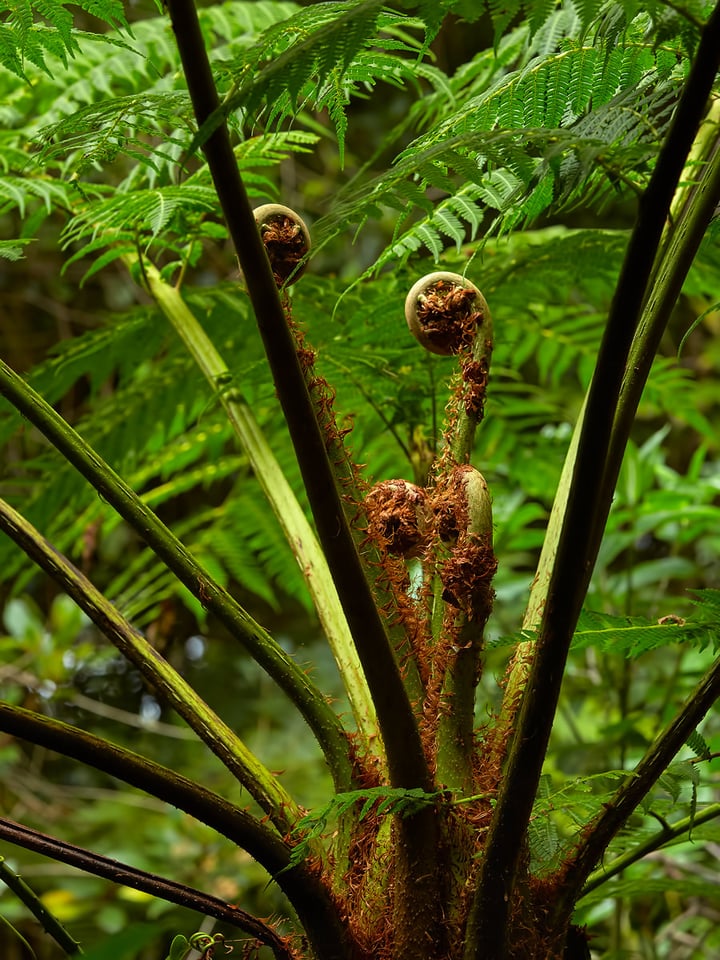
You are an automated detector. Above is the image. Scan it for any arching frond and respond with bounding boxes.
[0,0,127,78]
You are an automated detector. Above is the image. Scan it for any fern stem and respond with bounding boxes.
[0,819,295,960]
[599,108,720,555]
[0,855,82,956]
[0,358,353,791]
[580,802,720,897]
[0,496,301,832]
[0,702,352,959]
[493,99,720,758]
[134,255,380,758]
[555,655,720,915]
[447,302,494,464]
[465,7,720,955]
[165,5,442,953]
[434,300,495,794]
[0,702,288,868]
[165,0,430,795]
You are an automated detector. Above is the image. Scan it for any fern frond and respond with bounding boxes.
[580,871,720,908]
[0,172,94,217]
[685,728,712,762]
[0,0,127,78]
[316,35,685,266]
[210,3,428,160]
[35,92,196,170]
[484,0,707,47]
[287,786,443,869]
[571,608,718,656]
[0,238,34,260]
[59,184,218,256]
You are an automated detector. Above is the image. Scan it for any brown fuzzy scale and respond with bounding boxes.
[460,352,490,419]
[364,480,428,558]
[415,283,483,355]
[260,215,309,285]
[427,464,484,543]
[440,537,497,620]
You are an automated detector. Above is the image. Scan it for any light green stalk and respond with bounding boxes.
[0,497,300,833]
[494,102,720,746]
[581,802,720,897]
[0,856,82,956]
[0,357,353,791]
[131,256,379,757]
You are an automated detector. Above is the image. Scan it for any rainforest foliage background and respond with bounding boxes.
[1,0,720,958]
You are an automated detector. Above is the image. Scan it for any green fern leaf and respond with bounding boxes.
[571,608,717,656]
[286,786,443,869]
[0,238,34,260]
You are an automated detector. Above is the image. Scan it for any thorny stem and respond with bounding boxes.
[431,294,495,794]
[134,255,380,762]
[0,359,353,791]
[466,7,720,957]
[164,0,430,796]
[447,299,493,465]
[0,703,352,960]
[0,820,295,960]
[0,855,82,956]
[0,497,300,832]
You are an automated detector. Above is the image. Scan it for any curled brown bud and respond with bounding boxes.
[252,203,310,286]
[364,479,428,557]
[432,465,492,543]
[405,272,488,356]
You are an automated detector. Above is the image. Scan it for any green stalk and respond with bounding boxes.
[553,656,720,913]
[0,704,354,960]
[580,802,720,897]
[466,9,720,955]
[0,855,82,956]
[0,359,353,790]
[164,0,430,797]
[0,496,299,832]
[135,256,379,756]
[0,703,290,870]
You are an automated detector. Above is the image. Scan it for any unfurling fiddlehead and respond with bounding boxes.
[253,203,311,286]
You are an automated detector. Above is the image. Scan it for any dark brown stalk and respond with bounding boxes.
[589,131,720,563]
[0,817,296,960]
[163,0,430,797]
[0,704,354,960]
[163,7,439,955]
[465,6,720,957]
[0,818,296,960]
